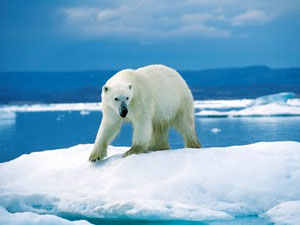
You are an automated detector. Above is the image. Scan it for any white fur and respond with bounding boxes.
[89,65,201,162]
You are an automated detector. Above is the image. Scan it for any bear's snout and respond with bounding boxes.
[120,108,128,118]
[119,102,128,118]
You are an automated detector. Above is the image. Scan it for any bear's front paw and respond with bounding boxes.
[89,149,107,162]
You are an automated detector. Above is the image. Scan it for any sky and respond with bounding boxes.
[0,0,300,71]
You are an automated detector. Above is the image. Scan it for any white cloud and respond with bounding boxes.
[60,0,296,41]
[62,6,231,40]
[167,24,230,39]
[231,10,274,26]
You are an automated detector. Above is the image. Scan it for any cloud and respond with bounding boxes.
[61,2,231,40]
[231,10,274,26]
[60,0,295,41]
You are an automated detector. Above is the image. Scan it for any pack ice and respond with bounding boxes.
[0,142,300,224]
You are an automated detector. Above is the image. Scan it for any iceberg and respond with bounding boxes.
[1,142,300,223]
[249,92,296,106]
[195,92,300,117]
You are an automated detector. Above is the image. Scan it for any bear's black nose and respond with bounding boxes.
[120,109,128,118]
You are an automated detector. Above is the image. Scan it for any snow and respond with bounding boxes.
[263,201,300,225]
[1,141,300,223]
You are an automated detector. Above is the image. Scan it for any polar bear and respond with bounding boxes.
[89,65,201,162]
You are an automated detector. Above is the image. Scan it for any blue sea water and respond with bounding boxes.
[63,215,271,225]
[1,111,300,163]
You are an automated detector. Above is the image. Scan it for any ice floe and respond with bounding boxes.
[210,128,221,133]
[0,103,101,112]
[0,141,300,223]
[0,206,91,225]
[263,200,300,225]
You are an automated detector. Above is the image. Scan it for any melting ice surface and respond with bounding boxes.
[1,142,300,224]
[1,92,300,117]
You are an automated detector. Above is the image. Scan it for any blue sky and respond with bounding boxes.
[0,0,299,71]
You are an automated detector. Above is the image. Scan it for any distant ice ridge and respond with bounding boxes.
[0,92,300,117]
[0,142,300,223]
[195,92,300,117]
[0,103,102,112]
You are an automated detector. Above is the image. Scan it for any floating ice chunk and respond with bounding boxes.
[80,110,90,116]
[56,114,65,121]
[1,142,300,222]
[262,201,300,225]
[0,206,91,225]
[211,128,221,133]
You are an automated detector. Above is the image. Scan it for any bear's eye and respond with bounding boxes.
[126,97,129,100]
[114,97,118,102]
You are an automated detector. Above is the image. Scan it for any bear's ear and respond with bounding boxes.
[128,83,133,90]
[103,86,109,93]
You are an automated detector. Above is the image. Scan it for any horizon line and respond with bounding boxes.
[1,65,300,73]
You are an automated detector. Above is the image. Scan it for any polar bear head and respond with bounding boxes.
[102,83,133,118]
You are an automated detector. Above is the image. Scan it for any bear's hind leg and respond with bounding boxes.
[149,121,170,151]
[174,108,201,149]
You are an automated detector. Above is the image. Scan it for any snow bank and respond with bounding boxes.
[1,141,300,222]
